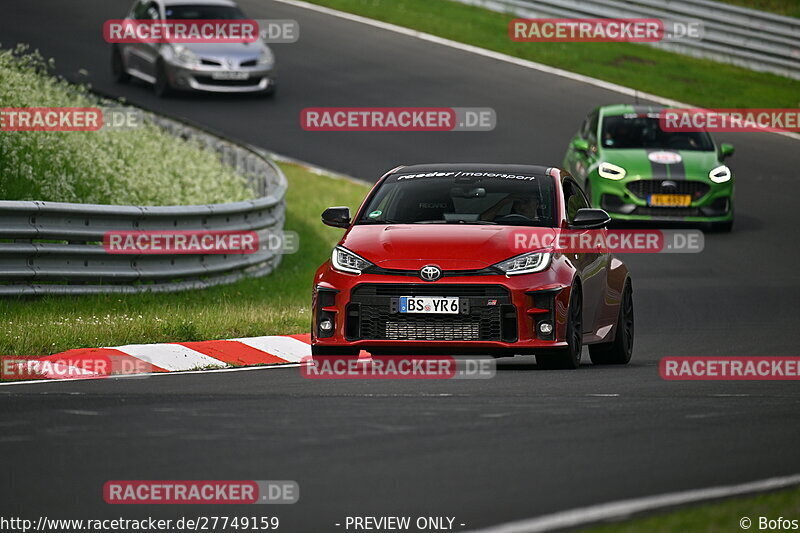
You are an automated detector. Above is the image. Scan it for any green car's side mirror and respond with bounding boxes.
[720,143,735,159]
[572,138,590,153]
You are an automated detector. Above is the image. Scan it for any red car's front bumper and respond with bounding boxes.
[312,260,576,356]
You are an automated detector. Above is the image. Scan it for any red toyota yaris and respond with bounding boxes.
[312,164,633,369]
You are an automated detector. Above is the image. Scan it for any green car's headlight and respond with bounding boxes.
[331,246,373,274]
[598,162,626,180]
[493,251,552,276]
[709,165,731,183]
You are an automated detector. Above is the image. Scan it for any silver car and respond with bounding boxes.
[111,0,276,96]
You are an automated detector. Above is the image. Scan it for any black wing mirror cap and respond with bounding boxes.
[570,208,611,229]
[322,206,351,228]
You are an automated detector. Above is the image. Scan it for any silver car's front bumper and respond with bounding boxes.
[166,62,276,93]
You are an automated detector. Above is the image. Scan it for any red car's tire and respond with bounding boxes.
[538,284,582,370]
[589,279,634,365]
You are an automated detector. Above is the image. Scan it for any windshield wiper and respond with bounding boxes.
[411,219,497,225]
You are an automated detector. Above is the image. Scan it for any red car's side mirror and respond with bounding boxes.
[322,206,351,228]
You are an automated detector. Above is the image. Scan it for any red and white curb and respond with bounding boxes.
[2,334,318,382]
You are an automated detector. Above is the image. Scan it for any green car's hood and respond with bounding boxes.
[599,149,721,181]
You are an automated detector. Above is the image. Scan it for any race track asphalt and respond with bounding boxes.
[1,1,799,531]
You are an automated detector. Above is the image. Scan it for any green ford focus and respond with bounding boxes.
[563,104,734,232]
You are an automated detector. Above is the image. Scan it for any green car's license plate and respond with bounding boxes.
[649,194,691,207]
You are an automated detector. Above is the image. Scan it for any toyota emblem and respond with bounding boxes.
[419,265,442,282]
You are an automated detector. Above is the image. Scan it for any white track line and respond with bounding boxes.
[273,0,800,142]
[232,335,311,363]
[113,343,228,371]
[467,473,800,533]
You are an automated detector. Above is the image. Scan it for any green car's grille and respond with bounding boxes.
[627,180,710,200]
[633,207,702,217]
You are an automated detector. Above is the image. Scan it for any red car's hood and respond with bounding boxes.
[340,224,556,270]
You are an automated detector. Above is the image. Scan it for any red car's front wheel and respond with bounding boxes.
[590,280,633,365]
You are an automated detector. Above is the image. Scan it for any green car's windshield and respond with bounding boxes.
[357,171,555,227]
[602,114,714,151]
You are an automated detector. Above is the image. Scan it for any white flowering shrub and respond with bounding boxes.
[0,45,252,206]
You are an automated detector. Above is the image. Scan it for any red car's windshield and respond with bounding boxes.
[357,170,556,227]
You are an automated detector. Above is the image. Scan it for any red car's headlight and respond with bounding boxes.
[493,251,552,275]
[331,246,374,274]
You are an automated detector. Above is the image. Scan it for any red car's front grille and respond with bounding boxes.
[347,284,516,342]
[385,320,481,341]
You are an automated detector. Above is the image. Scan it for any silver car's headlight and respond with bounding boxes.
[709,165,731,183]
[331,246,373,274]
[170,45,199,67]
[257,47,275,67]
[493,251,552,276]
[598,162,626,180]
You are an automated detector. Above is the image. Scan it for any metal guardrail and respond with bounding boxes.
[0,111,288,295]
[457,0,800,79]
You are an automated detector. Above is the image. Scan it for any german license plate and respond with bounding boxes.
[211,72,249,80]
[399,296,459,314]
[648,194,691,207]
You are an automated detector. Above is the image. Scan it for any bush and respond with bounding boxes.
[0,45,252,206]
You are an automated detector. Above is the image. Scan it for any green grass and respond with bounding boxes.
[716,0,799,18]
[306,0,799,108]
[579,485,800,533]
[0,163,371,356]
[0,45,251,206]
